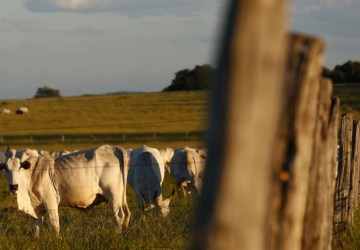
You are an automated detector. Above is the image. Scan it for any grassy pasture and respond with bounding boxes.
[0,91,208,151]
[0,91,208,249]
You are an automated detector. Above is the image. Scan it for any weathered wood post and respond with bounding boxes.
[191,0,287,249]
[334,113,353,233]
[301,78,340,250]
[323,97,340,249]
[266,33,325,250]
[349,120,360,222]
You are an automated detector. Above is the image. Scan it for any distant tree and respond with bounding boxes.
[34,86,61,98]
[322,60,360,84]
[163,64,215,91]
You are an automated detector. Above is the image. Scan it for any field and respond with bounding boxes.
[333,83,360,119]
[0,91,208,151]
[0,91,208,249]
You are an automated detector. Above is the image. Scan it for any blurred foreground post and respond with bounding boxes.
[191,0,287,249]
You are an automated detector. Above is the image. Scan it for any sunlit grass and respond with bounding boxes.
[0,91,208,136]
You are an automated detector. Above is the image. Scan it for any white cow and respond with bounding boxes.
[159,147,174,172]
[0,108,12,114]
[16,106,29,114]
[170,146,207,197]
[0,145,130,237]
[128,145,174,217]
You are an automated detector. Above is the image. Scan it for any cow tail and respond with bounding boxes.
[115,147,128,205]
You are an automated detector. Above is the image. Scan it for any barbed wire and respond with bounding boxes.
[0,118,206,133]
[0,161,206,172]
[0,203,196,211]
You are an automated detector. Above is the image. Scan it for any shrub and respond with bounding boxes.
[34,86,61,98]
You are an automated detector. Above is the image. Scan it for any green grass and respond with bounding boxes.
[0,91,208,249]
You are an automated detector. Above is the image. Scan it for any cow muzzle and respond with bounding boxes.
[9,184,19,192]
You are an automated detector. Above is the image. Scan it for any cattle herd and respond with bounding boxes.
[0,145,207,237]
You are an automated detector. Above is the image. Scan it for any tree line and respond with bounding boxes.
[162,64,215,92]
[322,60,360,84]
[33,60,359,98]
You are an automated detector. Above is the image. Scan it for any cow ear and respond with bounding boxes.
[0,163,6,170]
[20,161,31,170]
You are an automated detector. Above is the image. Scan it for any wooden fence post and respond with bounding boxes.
[267,34,324,250]
[349,120,360,222]
[301,78,339,250]
[334,113,353,233]
[323,97,340,249]
[191,0,287,249]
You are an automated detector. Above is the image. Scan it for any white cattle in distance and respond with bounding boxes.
[170,146,207,197]
[128,145,174,217]
[0,145,131,237]
[159,147,174,173]
[16,106,29,114]
[0,108,12,114]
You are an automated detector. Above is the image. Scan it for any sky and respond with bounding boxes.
[0,0,359,99]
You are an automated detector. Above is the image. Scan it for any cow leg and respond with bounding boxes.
[122,202,131,228]
[103,191,124,232]
[110,201,125,233]
[47,208,60,235]
[33,209,45,238]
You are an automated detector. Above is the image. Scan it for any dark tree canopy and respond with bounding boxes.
[34,86,61,98]
[322,60,360,83]
[163,64,215,91]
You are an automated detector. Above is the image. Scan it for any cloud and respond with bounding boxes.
[0,16,46,33]
[292,0,359,13]
[23,0,220,16]
[291,0,360,68]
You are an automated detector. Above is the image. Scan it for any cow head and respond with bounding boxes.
[4,149,33,194]
[155,189,175,217]
[179,180,201,198]
[179,180,192,197]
